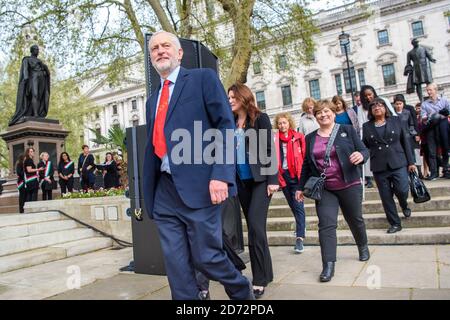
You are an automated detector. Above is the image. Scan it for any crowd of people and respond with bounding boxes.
[15,144,122,213]
[141,31,450,301]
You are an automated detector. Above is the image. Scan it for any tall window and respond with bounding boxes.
[358,68,366,87]
[253,62,261,75]
[377,30,389,46]
[309,80,321,100]
[281,85,292,107]
[95,112,100,120]
[132,100,137,110]
[112,105,118,115]
[335,74,343,96]
[382,64,396,86]
[278,55,287,70]
[412,21,424,38]
[343,67,357,94]
[255,91,266,110]
[132,119,139,127]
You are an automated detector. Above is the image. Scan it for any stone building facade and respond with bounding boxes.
[81,0,450,157]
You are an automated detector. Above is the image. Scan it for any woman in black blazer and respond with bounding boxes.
[228,82,279,298]
[362,98,416,234]
[296,100,370,283]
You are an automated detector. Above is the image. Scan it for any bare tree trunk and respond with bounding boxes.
[176,0,193,38]
[218,0,255,89]
[123,0,146,52]
[146,0,177,34]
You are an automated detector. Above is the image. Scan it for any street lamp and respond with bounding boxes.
[339,30,355,108]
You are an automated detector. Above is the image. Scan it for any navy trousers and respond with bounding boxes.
[153,173,251,300]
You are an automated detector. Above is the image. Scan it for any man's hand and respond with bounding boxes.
[209,180,228,205]
[408,165,417,172]
[415,136,420,142]
[295,190,304,202]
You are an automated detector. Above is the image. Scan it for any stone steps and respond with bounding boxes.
[244,227,450,246]
[0,210,114,274]
[0,228,96,257]
[0,220,78,241]
[0,211,61,228]
[0,205,20,214]
[268,196,450,217]
[0,194,19,206]
[0,237,113,274]
[243,211,450,232]
[270,184,450,205]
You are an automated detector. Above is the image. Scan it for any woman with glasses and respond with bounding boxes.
[362,98,416,234]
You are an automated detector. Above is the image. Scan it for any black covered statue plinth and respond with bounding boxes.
[0,117,69,179]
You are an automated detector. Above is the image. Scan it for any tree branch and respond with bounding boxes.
[145,0,176,33]
[123,0,145,52]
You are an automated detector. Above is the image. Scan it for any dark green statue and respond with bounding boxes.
[9,45,50,126]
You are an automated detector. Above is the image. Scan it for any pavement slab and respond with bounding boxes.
[1,245,449,300]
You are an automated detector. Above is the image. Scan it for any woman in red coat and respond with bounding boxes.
[274,112,306,253]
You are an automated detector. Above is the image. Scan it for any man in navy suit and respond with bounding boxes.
[142,31,253,300]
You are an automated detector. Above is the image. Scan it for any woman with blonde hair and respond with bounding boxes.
[37,151,55,200]
[298,97,319,136]
[274,112,306,253]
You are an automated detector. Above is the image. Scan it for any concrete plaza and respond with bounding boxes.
[0,244,449,300]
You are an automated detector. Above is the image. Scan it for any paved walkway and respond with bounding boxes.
[1,244,449,300]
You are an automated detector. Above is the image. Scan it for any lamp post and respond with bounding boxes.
[339,30,355,108]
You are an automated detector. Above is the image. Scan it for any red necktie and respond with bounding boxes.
[153,79,171,158]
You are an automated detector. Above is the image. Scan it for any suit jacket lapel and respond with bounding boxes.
[165,68,188,124]
[148,87,160,132]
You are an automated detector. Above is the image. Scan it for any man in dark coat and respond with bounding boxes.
[405,38,436,102]
[9,45,50,126]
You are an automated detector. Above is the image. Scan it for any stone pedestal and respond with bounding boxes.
[0,117,69,179]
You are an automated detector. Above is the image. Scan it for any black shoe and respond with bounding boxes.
[253,288,265,299]
[425,175,438,181]
[319,262,335,282]
[358,245,370,261]
[402,208,411,218]
[387,225,402,234]
[198,290,210,300]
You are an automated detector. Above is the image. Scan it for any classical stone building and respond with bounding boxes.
[82,0,450,156]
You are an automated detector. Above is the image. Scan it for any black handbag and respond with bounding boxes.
[303,124,340,201]
[409,171,430,203]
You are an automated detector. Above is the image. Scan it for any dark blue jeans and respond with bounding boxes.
[281,171,306,238]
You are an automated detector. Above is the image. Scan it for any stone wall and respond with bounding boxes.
[24,196,132,243]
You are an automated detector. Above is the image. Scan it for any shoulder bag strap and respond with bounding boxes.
[322,124,340,173]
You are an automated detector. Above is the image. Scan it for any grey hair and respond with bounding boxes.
[149,31,181,51]
[426,82,438,91]
[40,152,49,159]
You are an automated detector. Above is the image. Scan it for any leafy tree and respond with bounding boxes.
[0,0,318,88]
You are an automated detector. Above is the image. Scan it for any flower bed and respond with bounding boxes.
[60,187,126,199]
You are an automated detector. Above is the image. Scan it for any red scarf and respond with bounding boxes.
[278,129,296,178]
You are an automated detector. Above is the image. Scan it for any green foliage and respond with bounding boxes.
[0,0,318,87]
[88,125,127,154]
[59,187,125,199]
